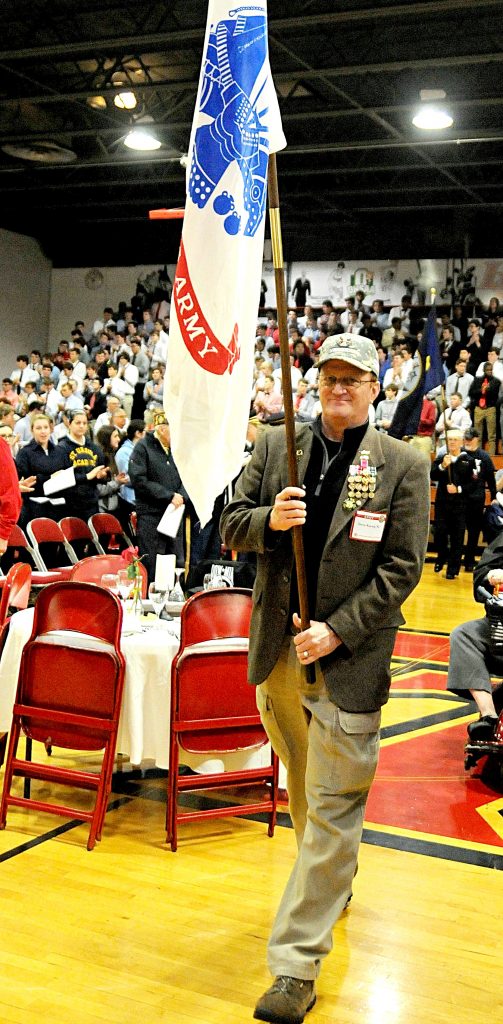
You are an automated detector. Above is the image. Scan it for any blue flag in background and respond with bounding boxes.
[388,307,444,439]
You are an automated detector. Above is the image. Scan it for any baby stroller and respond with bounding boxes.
[464,586,503,780]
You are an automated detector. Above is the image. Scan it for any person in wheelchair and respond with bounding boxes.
[447,530,503,742]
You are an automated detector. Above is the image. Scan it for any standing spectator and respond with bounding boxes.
[292,339,313,375]
[431,428,474,578]
[12,354,39,390]
[0,379,19,408]
[409,395,437,458]
[128,411,188,582]
[253,376,284,423]
[130,338,150,417]
[388,294,413,331]
[115,419,145,527]
[465,320,487,373]
[58,410,108,522]
[101,363,134,418]
[293,379,316,422]
[435,393,472,448]
[340,297,360,329]
[111,407,129,437]
[59,380,84,415]
[469,361,499,455]
[375,383,399,432]
[68,347,87,384]
[290,273,311,308]
[475,348,503,382]
[15,412,68,525]
[359,313,382,345]
[0,436,21,557]
[83,377,107,425]
[462,427,497,571]
[369,299,390,333]
[143,366,165,410]
[444,358,474,409]
[95,425,128,513]
[382,317,407,350]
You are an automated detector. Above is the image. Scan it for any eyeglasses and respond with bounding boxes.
[319,375,375,391]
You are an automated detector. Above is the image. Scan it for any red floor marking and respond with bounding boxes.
[390,668,451,691]
[369,721,503,847]
[393,632,450,663]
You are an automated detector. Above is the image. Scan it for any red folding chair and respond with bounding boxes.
[88,513,132,554]
[70,555,148,598]
[0,581,126,850]
[59,517,102,560]
[166,588,279,851]
[1,524,60,586]
[0,564,32,769]
[0,563,32,626]
[26,518,76,579]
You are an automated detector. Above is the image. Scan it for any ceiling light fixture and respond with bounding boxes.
[114,90,137,110]
[412,105,453,130]
[87,95,107,110]
[412,88,453,130]
[124,128,161,151]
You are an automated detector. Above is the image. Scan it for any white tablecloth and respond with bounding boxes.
[0,608,274,775]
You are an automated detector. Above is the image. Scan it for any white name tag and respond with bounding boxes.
[350,510,387,542]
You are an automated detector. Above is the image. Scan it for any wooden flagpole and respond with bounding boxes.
[267,154,314,680]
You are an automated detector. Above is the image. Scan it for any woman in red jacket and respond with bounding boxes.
[0,436,22,556]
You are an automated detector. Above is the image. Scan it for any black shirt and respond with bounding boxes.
[290,418,369,619]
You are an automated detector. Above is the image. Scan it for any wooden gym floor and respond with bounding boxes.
[0,563,502,1024]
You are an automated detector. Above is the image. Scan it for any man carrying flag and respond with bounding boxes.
[221,334,430,1023]
[387,306,445,442]
[164,1,286,529]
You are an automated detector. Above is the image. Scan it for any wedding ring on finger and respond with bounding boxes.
[303,650,309,658]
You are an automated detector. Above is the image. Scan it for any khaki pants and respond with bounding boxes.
[474,406,496,455]
[257,639,380,980]
[256,640,309,846]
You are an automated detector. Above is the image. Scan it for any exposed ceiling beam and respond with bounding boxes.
[1,1,500,62]
[2,129,503,178]
[3,95,503,145]
[3,159,503,193]
[3,49,503,108]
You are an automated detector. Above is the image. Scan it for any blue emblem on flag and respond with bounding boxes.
[188,7,271,237]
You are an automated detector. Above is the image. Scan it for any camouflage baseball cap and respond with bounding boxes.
[318,333,379,377]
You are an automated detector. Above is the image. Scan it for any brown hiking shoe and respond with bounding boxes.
[253,975,316,1023]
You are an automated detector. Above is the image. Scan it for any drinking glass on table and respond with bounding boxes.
[169,567,185,603]
[117,569,134,604]
[100,573,120,596]
[148,582,169,621]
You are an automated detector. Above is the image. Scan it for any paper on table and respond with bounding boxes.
[43,466,76,495]
[156,502,184,538]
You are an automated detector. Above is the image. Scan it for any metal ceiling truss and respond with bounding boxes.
[1,0,503,260]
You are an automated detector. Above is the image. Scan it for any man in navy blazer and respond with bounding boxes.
[221,334,430,1024]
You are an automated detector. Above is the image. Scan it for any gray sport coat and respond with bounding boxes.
[220,421,430,712]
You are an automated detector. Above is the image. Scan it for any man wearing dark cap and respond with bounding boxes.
[221,334,430,1024]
